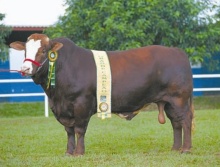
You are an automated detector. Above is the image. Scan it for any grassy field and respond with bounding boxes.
[0,97,220,167]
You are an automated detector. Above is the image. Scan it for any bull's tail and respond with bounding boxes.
[190,93,195,133]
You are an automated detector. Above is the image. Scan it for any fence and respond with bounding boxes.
[0,74,220,117]
[192,74,220,92]
[0,79,49,117]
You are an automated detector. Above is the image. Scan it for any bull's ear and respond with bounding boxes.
[51,42,63,52]
[10,41,25,51]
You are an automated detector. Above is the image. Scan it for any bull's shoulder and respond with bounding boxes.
[51,37,76,47]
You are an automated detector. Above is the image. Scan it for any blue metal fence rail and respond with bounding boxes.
[0,74,220,117]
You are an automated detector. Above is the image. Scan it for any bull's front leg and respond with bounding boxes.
[64,125,88,156]
[65,126,75,155]
[74,126,87,156]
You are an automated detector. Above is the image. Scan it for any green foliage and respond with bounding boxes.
[0,13,11,61]
[45,0,220,70]
[0,110,220,166]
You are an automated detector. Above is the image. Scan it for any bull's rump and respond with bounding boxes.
[107,45,192,112]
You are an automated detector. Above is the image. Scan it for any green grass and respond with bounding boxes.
[0,97,220,166]
[0,102,46,117]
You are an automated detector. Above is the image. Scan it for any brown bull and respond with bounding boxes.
[10,33,193,156]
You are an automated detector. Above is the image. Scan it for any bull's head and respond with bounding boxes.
[10,33,63,76]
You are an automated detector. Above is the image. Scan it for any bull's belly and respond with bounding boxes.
[113,103,151,120]
[115,111,140,120]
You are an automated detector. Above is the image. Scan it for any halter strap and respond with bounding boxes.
[24,58,41,67]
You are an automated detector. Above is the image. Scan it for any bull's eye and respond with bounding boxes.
[42,49,46,54]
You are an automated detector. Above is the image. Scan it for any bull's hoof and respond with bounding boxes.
[73,150,84,157]
[171,147,181,152]
[181,150,191,154]
[171,150,180,153]
[215,152,220,157]
[65,152,74,156]
[65,152,84,157]
[73,153,84,157]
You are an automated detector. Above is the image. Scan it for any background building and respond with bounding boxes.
[0,26,47,102]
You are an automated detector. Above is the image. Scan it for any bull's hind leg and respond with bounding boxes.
[181,103,193,153]
[164,98,192,153]
[164,103,182,151]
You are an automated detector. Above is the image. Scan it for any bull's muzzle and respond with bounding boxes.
[21,65,32,76]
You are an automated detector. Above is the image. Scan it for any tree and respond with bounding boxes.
[0,14,11,61]
[45,0,220,69]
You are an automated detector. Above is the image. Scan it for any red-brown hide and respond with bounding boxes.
[10,33,194,156]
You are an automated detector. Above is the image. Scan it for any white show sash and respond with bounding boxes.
[92,50,112,119]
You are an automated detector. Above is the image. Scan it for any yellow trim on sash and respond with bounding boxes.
[92,50,112,119]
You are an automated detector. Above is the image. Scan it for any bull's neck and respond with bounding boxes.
[31,59,49,87]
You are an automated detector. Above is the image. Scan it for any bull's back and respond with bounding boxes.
[107,45,192,111]
[108,45,192,87]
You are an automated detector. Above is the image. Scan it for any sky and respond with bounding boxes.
[0,0,66,26]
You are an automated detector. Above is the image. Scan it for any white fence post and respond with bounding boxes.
[44,95,49,117]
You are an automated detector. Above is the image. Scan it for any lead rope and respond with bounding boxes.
[0,69,25,76]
